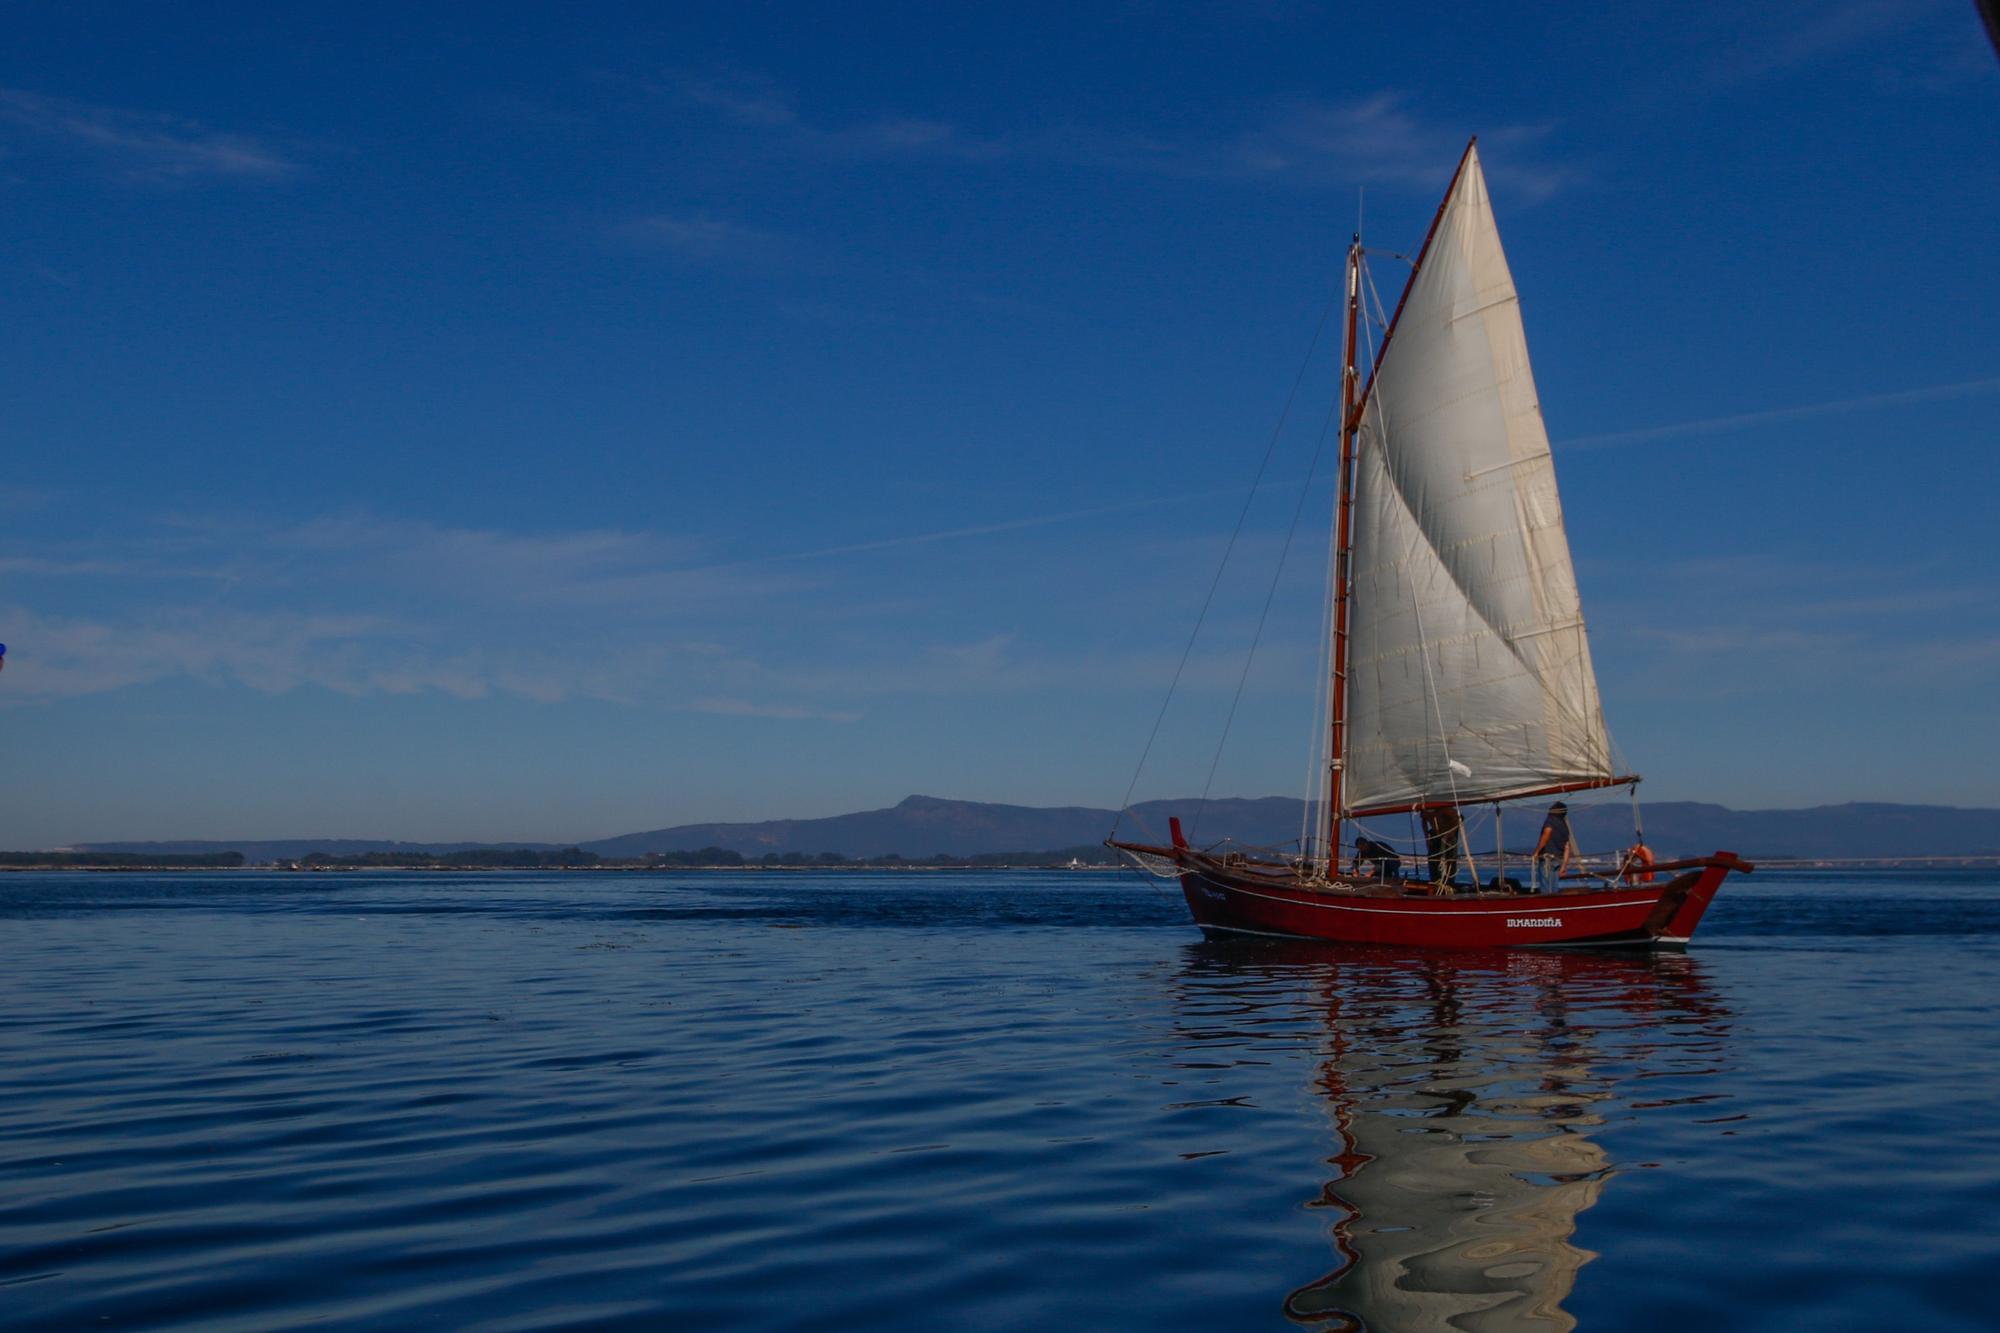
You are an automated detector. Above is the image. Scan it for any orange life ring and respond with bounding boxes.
[1623,844,1655,884]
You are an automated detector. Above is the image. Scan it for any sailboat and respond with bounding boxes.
[1109,140,1751,948]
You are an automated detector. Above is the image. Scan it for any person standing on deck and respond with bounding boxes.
[1421,806,1464,890]
[1531,802,1574,893]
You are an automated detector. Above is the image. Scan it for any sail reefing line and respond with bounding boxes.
[1330,138,1623,831]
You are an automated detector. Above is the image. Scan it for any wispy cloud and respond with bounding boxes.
[694,696,862,723]
[1066,94,1567,199]
[1559,374,2000,450]
[744,627,1317,705]
[1622,620,2000,701]
[1706,1,1924,84]
[250,514,798,610]
[1595,539,2000,709]
[0,556,165,578]
[1633,553,1994,624]
[0,508,948,711]
[614,212,798,267]
[0,599,793,711]
[0,493,1327,715]
[666,71,1564,198]
[19,496,1259,630]
[0,88,298,182]
[678,70,795,127]
[672,69,1005,161]
[623,474,1316,589]
[0,552,239,580]
[0,606,400,701]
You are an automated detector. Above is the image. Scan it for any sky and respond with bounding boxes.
[2,2,1997,846]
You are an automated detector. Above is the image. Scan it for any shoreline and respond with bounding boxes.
[0,861,1129,874]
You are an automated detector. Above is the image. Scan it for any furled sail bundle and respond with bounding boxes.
[1342,147,1613,813]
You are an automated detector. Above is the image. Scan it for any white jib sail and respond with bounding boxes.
[1343,145,1614,813]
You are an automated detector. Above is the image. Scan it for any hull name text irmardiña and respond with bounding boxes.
[1507,917,1564,928]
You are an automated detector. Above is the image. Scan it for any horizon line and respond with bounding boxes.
[45,792,1999,850]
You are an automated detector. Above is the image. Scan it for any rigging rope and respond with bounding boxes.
[1192,391,1341,838]
[1115,846,1185,880]
[1299,471,1339,862]
[1111,283,1342,839]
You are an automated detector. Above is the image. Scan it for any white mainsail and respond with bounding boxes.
[1342,145,1614,813]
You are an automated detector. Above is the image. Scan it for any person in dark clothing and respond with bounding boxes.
[1352,836,1402,882]
[1421,805,1465,890]
[1531,801,1573,893]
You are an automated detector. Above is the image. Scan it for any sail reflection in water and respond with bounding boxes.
[1173,945,1730,1331]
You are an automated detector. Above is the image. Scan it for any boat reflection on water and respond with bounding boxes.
[1174,943,1731,1332]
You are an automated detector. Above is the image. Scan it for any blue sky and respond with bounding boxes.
[3,2,1996,845]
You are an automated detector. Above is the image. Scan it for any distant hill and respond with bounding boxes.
[581,794,2000,861]
[579,794,1304,860]
[71,795,2000,862]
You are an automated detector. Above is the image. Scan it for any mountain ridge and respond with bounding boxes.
[72,794,2000,861]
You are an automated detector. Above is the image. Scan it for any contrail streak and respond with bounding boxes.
[1558,374,2000,450]
[762,491,1213,562]
[677,374,1999,575]
[684,478,1310,574]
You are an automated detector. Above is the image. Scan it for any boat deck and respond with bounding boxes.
[1164,850,1651,899]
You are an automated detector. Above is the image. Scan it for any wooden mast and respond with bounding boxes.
[1323,237,1362,874]
[1322,139,1480,874]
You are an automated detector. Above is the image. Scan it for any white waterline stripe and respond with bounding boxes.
[1191,876,1650,916]
[1199,919,1673,949]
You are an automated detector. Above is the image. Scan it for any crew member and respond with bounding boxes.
[1352,836,1402,882]
[1531,801,1574,893]
[1421,805,1464,890]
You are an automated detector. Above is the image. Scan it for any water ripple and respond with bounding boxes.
[2,869,1997,1329]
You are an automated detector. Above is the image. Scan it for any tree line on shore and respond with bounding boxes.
[0,851,247,869]
[289,844,1116,868]
[640,844,1114,867]
[1,845,1119,869]
[295,848,601,868]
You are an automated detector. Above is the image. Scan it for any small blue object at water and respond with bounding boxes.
[2,869,1997,1330]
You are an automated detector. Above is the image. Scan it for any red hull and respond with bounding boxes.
[1172,857,1741,949]
[1105,831,1751,949]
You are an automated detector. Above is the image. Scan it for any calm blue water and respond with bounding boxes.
[3,868,1997,1330]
